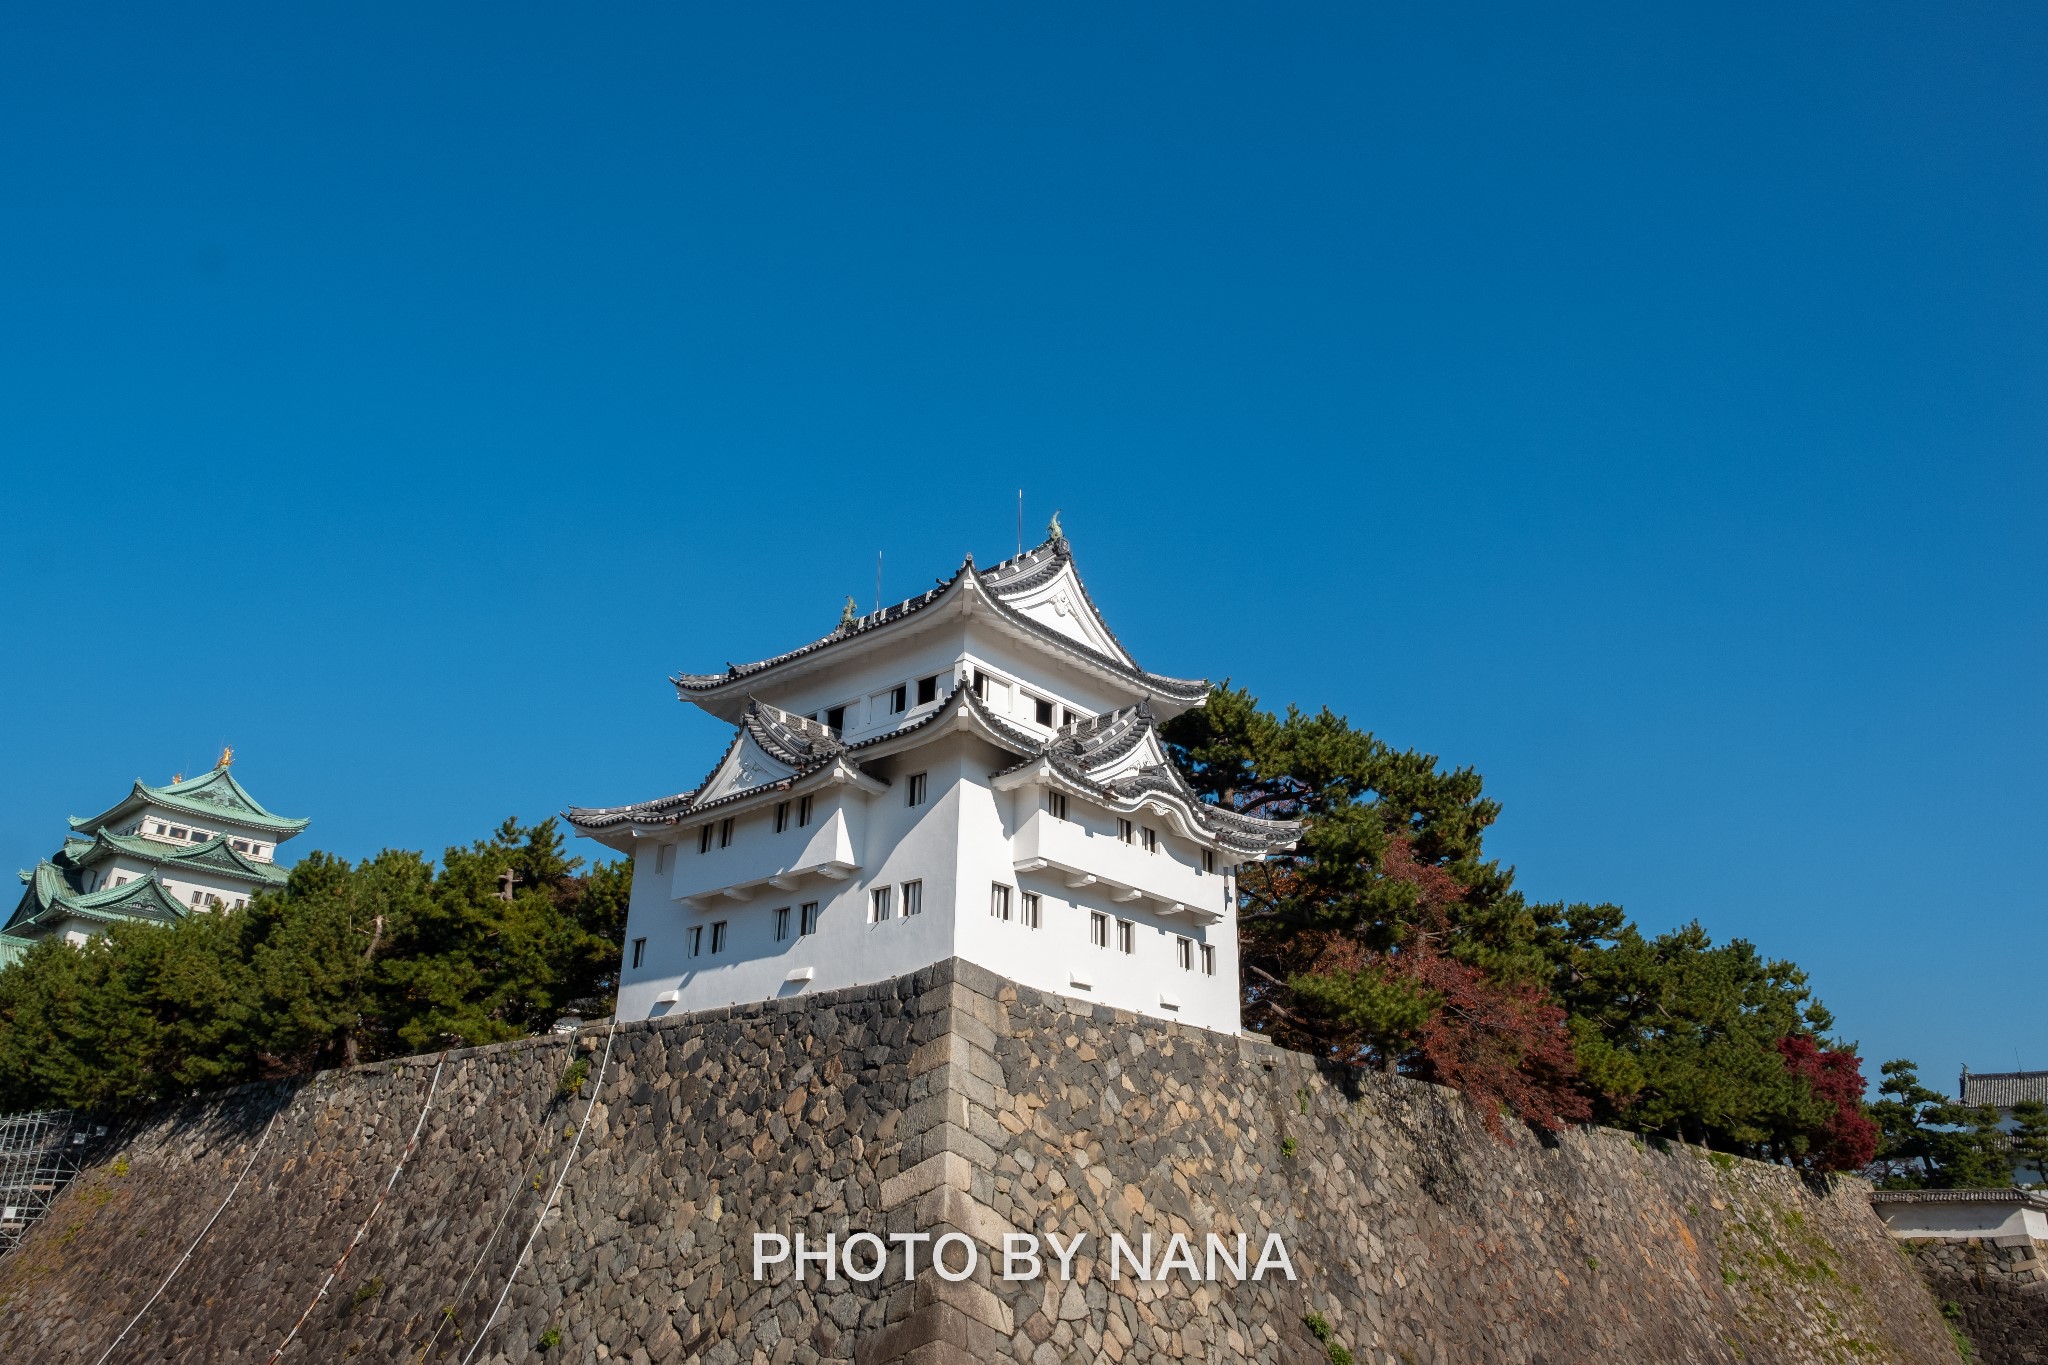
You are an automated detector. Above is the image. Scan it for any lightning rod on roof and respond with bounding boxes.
[1017,489,1023,557]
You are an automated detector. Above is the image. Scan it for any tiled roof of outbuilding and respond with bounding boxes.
[1960,1069,2048,1109]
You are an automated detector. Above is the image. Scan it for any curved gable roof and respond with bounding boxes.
[69,766,309,838]
[669,537,1208,721]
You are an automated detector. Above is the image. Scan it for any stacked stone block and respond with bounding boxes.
[1901,1237,2048,1365]
[0,959,1964,1364]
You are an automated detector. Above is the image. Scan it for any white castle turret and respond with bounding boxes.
[567,529,1297,1033]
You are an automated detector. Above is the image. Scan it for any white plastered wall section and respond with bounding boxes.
[949,736,1243,1036]
[1878,1203,2048,1241]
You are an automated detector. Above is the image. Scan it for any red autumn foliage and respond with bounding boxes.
[1267,836,1590,1135]
[1774,1035,1879,1172]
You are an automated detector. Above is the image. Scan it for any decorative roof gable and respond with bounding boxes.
[71,829,289,887]
[668,535,1208,722]
[69,765,310,838]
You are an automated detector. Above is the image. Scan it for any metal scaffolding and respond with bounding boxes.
[0,1110,101,1256]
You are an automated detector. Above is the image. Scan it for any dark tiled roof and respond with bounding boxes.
[669,537,1207,707]
[1960,1069,2048,1108]
[1870,1189,2048,1210]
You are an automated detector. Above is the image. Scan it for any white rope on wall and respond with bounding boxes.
[91,1098,288,1365]
[459,1020,618,1365]
[265,1053,449,1361]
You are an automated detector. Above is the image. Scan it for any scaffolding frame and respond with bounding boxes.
[0,1110,101,1255]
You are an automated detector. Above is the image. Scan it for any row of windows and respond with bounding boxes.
[971,669,1081,731]
[820,673,949,734]
[869,879,924,921]
[988,883,1043,928]
[142,820,268,858]
[1088,908,1216,974]
[1047,793,1218,874]
[671,777,933,867]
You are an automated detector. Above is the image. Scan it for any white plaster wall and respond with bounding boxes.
[1878,1203,2048,1241]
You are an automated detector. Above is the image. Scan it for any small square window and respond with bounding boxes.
[232,839,249,853]
[191,890,203,905]
[1117,920,1135,954]
[1047,791,1067,820]
[710,921,727,953]
[631,937,647,969]
[870,887,894,922]
[1034,697,1054,726]
[775,906,791,941]
[907,772,927,807]
[1021,892,1041,929]
[699,826,713,855]
[1201,944,1217,976]
[891,684,908,714]
[719,818,734,848]
[825,705,846,732]
[688,926,703,957]
[1117,818,1134,845]
[902,880,923,916]
[171,827,188,839]
[916,675,939,705]
[972,671,988,700]
[1090,911,1109,948]
[252,844,264,857]
[152,823,166,835]
[798,796,813,827]
[775,801,790,833]
[800,901,820,935]
[1177,936,1193,971]
[990,883,1012,921]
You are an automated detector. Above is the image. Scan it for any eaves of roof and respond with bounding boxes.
[69,768,310,837]
[71,829,289,886]
[670,538,1208,719]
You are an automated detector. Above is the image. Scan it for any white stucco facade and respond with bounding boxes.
[572,533,1296,1036]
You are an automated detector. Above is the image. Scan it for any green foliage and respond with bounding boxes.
[1164,683,1867,1159]
[557,1057,590,1097]
[1869,1060,2014,1189]
[1280,1135,1298,1159]
[2009,1100,2048,1186]
[1303,1311,1332,1342]
[538,1325,562,1350]
[0,818,629,1116]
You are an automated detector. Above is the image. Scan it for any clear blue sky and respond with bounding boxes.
[2,5,2041,1093]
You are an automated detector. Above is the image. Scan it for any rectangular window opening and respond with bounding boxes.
[916,674,939,705]
[825,705,846,732]
[1142,826,1159,854]
[710,921,727,954]
[699,825,713,855]
[798,796,813,827]
[774,801,790,833]
[688,925,703,958]
[800,901,820,936]
[1021,891,1041,929]
[775,906,791,941]
[631,937,647,969]
[1034,697,1054,727]
[902,879,922,916]
[1046,790,1067,821]
[1201,944,1217,976]
[972,670,988,700]
[1202,848,1215,874]
[1117,818,1134,845]
[654,844,673,875]
[907,772,927,806]
[1090,911,1109,948]
[1177,936,1193,971]
[718,817,734,848]
[1117,920,1135,955]
[870,887,894,923]
[990,883,1012,922]
[890,684,907,714]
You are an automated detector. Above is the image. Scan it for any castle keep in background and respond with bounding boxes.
[570,530,1298,1034]
[2,756,306,967]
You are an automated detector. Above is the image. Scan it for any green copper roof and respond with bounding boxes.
[70,828,289,887]
[68,765,309,838]
[5,860,189,939]
[0,933,35,970]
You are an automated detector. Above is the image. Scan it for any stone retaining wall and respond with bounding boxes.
[0,959,1960,1363]
[1901,1238,2048,1365]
